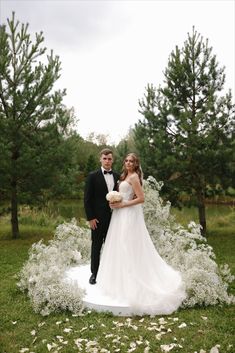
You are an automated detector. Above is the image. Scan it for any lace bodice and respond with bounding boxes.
[119,180,135,201]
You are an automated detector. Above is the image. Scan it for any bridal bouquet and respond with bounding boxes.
[106,191,123,203]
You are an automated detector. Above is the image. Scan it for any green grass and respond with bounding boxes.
[0,207,235,353]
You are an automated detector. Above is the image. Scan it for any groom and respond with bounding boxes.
[84,148,120,284]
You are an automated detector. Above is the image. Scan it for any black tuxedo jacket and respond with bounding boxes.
[84,168,120,224]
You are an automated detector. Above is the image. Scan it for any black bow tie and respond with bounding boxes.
[104,170,113,175]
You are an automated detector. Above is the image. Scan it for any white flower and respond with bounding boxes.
[106,191,123,203]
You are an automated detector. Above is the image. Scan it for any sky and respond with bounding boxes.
[0,0,234,145]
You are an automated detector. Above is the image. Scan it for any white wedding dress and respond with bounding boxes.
[65,180,186,316]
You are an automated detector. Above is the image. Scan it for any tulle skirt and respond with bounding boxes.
[96,204,186,316]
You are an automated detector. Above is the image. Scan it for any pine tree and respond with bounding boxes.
[135,27,235,235]
[0,13,73,238]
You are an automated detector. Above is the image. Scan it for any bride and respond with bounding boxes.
[95,153,186,316]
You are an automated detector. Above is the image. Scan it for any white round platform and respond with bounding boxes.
[64,264,134,316]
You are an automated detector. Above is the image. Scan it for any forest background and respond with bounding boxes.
[0,12,234,238]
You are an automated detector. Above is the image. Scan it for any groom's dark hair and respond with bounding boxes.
[100,148,113,156]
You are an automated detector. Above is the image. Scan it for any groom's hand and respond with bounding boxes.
[89,218,99,230]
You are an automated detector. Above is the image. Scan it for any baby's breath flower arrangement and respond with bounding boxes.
[17,218,90,316]
[17,177,234,316]
[143,176,235,308]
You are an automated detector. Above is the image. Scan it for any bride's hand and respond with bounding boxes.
[109,201,125,209]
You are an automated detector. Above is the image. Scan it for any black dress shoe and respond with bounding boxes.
[89,274,96,285]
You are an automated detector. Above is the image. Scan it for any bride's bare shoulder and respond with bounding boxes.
[129,173,139,182]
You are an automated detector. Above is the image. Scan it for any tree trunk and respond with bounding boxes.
[11,176,20,239]
[196,189,206,236]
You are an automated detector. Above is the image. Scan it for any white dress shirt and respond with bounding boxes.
[101,167,114,192]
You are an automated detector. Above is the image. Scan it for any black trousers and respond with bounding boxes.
[90,216,110,276]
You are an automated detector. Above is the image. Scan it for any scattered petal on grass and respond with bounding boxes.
[63,327,72,333]
[161,343,181,352]
[105,334,114,338]
[160,344,176,352]
[155,333,162,341]
[144,347,150,353]
[178,323,187,328]
[128,342,137,352]
[74,338,88,349]
[147,326,157,331]
[159,318,168,325]
[19,349,29,353]
[112,338,121,344]
[210,346,220,353]
[30,330,36,336]
[126,318,132,326]
[56,321,62,325]
[32,337,37,344]
[130,342,136,348]
[139,318,145,322]
[86,340,98,347]
[113,321,124,327]
[136,340,143,345]
[38,322,45,328]
[172,318,179,321]
[156,326,167,333]
[47,343,58,351]
[201,316,208,320]
[131,325,138,331]
[199,350,207,353]
[12,321,17,325]
[80,326,88,332]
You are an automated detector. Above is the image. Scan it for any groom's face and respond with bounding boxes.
[100,153,113,170]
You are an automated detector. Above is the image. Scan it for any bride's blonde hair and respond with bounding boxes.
[120,153,143,185]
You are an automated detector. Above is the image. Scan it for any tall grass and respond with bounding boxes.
[171,204,235,235]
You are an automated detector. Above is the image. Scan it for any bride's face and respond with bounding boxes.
[124,156,135,172]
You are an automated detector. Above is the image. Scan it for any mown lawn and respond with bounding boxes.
[0,207,234,353]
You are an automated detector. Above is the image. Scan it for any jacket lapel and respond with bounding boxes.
[98,169,109,193]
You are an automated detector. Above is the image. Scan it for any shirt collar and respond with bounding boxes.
[101,167,112,173]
